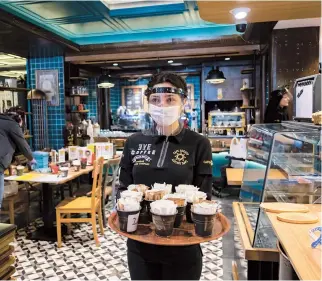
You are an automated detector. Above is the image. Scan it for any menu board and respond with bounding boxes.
[123,87,144,111]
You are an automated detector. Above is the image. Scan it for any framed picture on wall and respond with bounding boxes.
[35,69,59,106]
[121,85,147,113]
[184,83,195,113]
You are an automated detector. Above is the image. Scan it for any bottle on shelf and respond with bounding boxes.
[87,119,94,143]
[93,122,100,137]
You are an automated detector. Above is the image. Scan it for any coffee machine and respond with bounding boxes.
[294,74,321,121]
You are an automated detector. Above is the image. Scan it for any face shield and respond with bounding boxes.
[142,86,187,136]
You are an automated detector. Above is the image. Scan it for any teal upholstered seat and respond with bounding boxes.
[212,152,230,179]
[240,161,266,202]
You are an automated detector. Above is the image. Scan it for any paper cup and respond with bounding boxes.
[139,200,150,224]
[17,166,24,176]
[191,212,216,237]
[60,167,69,177]
[117,208,140,233]
[174,205,186,228]
[151,210,177,237]
[185,202,193,223]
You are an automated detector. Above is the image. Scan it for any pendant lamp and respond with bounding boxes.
[97,74,115,88]
[206,66,226,84]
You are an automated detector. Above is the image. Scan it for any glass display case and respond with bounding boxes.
[240,121,321,248]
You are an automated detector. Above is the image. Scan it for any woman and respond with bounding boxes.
[118,72,213,280]
[264,88,291,123]
[0,109,34,208]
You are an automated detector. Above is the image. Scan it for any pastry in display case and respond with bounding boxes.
[208,111,245,136]
[239,121,321,249]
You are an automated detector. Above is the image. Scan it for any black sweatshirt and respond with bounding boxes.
[119,127,213,263]
[0,114,33,172]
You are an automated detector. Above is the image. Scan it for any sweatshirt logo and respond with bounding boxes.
[132,155,152,166]
[131,143,156,156]
[172,149,189,165]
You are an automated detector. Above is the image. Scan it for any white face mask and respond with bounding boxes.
[149,104,181,126]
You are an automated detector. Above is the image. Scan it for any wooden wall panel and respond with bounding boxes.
[270,27,320,117]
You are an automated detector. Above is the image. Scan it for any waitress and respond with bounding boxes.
[118,72,213,280]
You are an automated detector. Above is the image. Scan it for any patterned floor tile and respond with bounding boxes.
[11,198,246,280]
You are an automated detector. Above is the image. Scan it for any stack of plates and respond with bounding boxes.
[0,224,16,280]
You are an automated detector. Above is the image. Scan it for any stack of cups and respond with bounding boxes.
[185,191,207,223]
[117,197,141,233]
[191,201,218,237]
[163,194,187,228]
[150,200,177,237]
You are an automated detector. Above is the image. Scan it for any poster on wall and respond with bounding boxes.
[35,69,59,106]
[184,84,195,113]
[121,86,147,113]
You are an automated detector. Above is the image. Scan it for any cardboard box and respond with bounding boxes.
[68,146,78,161]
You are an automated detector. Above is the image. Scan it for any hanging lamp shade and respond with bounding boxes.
[97,74,115,88]
[206,66,226,84]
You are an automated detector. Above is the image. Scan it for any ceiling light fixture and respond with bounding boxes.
[225,57,231,61]
[230,7,251,20]
[206,66,226,84]
[97,74,115,88]
[168,60,174,64]
[113,63,118,66]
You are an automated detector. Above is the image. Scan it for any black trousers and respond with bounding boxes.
[127,244,203,280]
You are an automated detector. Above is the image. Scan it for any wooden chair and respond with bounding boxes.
[87,157,121,227]
[55,157,105,247]
[104,157,121,205]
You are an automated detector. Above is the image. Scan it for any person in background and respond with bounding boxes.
[118,72,212,280]
[264,88,303,149]
[264,87,291,123]
[0,110,34,208]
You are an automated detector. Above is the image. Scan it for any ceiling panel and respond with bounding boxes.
[60,21,115,35]
[0,1,237,45]
[23,1,91,20]
[123,14,187,30]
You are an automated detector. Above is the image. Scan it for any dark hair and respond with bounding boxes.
[146,72,188,99]
[264,89,289,123]
[5,106,25,124]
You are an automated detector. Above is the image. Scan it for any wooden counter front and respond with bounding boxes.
[266,204,322,280]
[232,202,279,262]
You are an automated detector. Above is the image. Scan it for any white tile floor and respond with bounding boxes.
[10,199,246,280]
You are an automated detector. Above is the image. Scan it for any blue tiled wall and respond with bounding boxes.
[109,76,202,129]
[110,79,149,113]
[85,77,98,120]
[186,76,201,129]
[27,56,65,150]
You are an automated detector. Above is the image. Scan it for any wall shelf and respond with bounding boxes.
[67,94,89,97]
[0,87,30,92]
[241,68,254,74]
[240,106,257,109]
[240,87,255,91]
[70,77,88,81]
[71,110,90,113]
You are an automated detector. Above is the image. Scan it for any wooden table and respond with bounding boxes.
[211,147,230,153]
[226,168,287,186]
[5,165,98,241]
[266,204,322,280]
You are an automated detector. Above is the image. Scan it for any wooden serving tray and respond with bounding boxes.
[260,202,309,214]
[108,212,230,246]
[277,212,319,224]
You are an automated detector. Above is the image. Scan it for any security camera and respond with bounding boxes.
[235,20,247,33]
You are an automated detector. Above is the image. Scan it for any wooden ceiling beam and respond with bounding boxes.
[198,1,321,24]
[66,44,260,63]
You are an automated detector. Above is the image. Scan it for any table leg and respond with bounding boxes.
[27,183,66,241]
